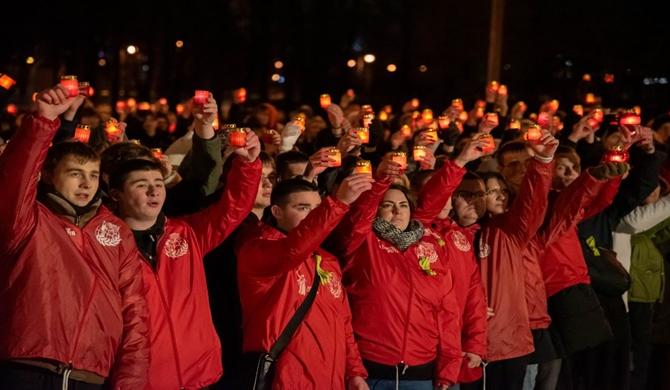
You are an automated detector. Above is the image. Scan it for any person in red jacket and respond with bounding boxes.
[429,172,489,387]
[105,93,263,389]
[477,133,558,390]
[0,85,149,389]
[329,138,486,390]
[235,175,373,389]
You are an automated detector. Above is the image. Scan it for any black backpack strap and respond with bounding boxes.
[268,263,320,359]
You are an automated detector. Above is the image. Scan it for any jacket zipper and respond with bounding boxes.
[147,233,185,388]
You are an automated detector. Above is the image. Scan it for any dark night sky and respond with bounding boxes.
[1,0,669,115]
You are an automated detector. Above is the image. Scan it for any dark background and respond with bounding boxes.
[2,0,669,116]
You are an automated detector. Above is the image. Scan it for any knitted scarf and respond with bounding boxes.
[372,217,425,251]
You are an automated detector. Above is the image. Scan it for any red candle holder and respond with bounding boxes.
[603,147,629,163]
[60,75,79,97]
[413,145,427,161]
[78,81,92,96]
[0,74,16,90]
[489,80,499,92]
[319,94,331,109]
[115,100,127,113]
[261,130,275,144]
[355,127,370,144]
[193,90,209,106]
[6,104,17,115]
[327,148,342,167]
[524,125,543,143]
[228,128,247,148]
[478,134,496,154]
[151,148,163,159]
[233,88,247,104]
[353,160,372,175]
[158,97,168,105]
[422,109,434,122]
[498,84,508,96]
[438,115,450,129]
[104,119,121,138]
[410,98,420,109]
[537,112,551,129]
[361,105,374,114]
[74,124,91,143]
[620,112,641,126]
[592,108,604,123]
[391,152,407,170]
[573,104,584,117]
[451,98,464,111]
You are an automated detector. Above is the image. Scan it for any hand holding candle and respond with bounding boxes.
[479,112,499,133]
[231,128,261,162]
[193,90,209,106]
[60,75,79,97]
[524,124,543,143]
[528,129,559,160]
[36,85,77,121]
[335,171,374,205]
[389,151,408,170]
[376,155,405,182]
[353,127,370,144]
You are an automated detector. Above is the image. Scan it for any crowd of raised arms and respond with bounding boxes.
[0,78,669,390]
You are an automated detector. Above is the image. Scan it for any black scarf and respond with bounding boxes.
[37,183,102,227]
[372,217,425,251]
[132,214,166,269]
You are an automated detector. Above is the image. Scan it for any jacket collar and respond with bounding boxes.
[38,184,102,228]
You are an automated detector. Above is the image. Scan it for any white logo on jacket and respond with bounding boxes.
[478,237,490,259]
[377,238,400,254]
[451,231,471,252]
[296,266,307,296]
[164,233,189,258]
[95,221,121,247]
[328,275,343,298]
[65,227,76,237]
[414,241,438,264]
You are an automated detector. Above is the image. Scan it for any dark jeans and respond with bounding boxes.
[647,343,670,389]
[0,363,102,390]
[629,302,653,390]
[486,354,531,390]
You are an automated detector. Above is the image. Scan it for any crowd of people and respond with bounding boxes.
[0,77,669,390]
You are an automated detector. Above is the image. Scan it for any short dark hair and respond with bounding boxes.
[109,159,164,190]
[275,151,309,181]
[43,141,100,175]
[270,177,318,206]
[101,142,154,179]
[496,141,528,167]
[554,145,581,172]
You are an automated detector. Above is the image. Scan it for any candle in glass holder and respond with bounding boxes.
[126,98,137,109]
[400,125,412,139]
[592,108,604,123]
[485,112,499,127]
[361,104,373,114]
[319,94,331,109]
[524,124,543,143]
[603,146,629,163]
[0,74,16,90]
[353,160,372,175]
[229,128,248,148]
[451,98,464,111]
[327,148,342,167]
[489,80,499,92]
[362,113,375,128]
[438,115,450,129]
[234,87,247,104]
[378,111,389,122]
[508,119,521,130]
[573,104,584,117]
[78,81,93,97]
[151,148,163,159]
[413,145,427,161]
[537,112,551,129]
[193,90,209,106]
[619,111,641,126]
[475,107,485,119]
[176,103,185,115]
[458,111,469,122]
[138,102,151,111]
[633,106,641,116]
[585,93,596,105]
[6,104,17,115]
[410,98,420,109]
[355,127,370,144]
[261,129,275,144]
[478,134,496,154]
[422,109,434,122]
[74,124,91,143]
[104,119,121,138]
[498,84,508,96]
[60,75,79,97]
[424,129,438,143]
[158,97,168,105]
[390,151,407,169]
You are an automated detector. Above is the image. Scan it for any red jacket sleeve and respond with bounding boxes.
[497,159,554,245]
[541,171,606,246]
[0,115,59,255]
[461,261,488,357]
[180,156,261,255]
[328,180,390,259]
[435,270,463,387]
[582,177,622,220]
[107,247,150,389]
[237,196,350,277]
[343,293,368,380]
[414,160,467,225]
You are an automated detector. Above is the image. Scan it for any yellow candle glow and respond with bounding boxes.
[353,160,373,175]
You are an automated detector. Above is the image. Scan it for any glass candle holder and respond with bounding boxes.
[74,124,91,143]
[413,145,427,161]
[60,75,79,97]
[319,94,331,109]
[353,159,372,175]
[390,151,407,170]
[327,148,342,167]
[193,90,209,105]
[228,128,248,148]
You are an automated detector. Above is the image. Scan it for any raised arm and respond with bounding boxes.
[0,86,75,255]
[618,194,670,234]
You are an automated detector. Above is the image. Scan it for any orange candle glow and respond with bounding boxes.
[228,128,247,148]
[328,148,342,167]
[353,160,373,175]
[524,125,543,143]
[489,80,499,92]
[573,104,584,117]
[585,93,596,105]
[498,84,508,96]
[193,90,209,105]
[475,107,485,119]
[390,152,407,169]
[401,125,412,139]
[438,115,450,129]
[424,129,438,143]
[176,103,185,115]
[0,74,16,90]
[620,112,641,126]
[485,112,499,127]
[158,97,168,105]
[115,100,127,113]
[362,113,375,128]
[74,124,91,143]
[410,98,420,109]
[537,112,551,129]
[508,119,521,130]
[60,75,79,97]
[422,109,434,122]
[378,111,389,121]
[126,98,137,109]
[458,111,469,122]
[6,104,17,115]
[355,127,370,144]
[478,134,496,154]
[138,102,151,111]
[320,94,331,109]
[413,145,427,161]
[151,148,163,159]
[362,104,373,114]
[104,119,121,137]
[603,147,629,163]
[452,98,464,111]
[233,87,247,104]
[78,81,93,97]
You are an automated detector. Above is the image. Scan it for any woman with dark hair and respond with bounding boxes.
[328,138,486,390]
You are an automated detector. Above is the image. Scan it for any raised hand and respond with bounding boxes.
[454,136,488,167]
[36,85,77,121]
[193,93,218,139]
[335,173,374,205]
[375,157,403,182]
[589,162,630,180]
[528,130,559,160]
[232,130,261,162]
[304,147,336,181]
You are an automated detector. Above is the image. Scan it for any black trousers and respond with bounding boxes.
[647,343,670,390]
[0,363,102,390]
[629,302,654,390]
[485,354,531,390]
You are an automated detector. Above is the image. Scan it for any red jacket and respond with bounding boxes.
[236,196,367,389]
[541,178,620,297]
[141,156,261,389]
[0,115,149,389]
[331,160,466,386]
[432,219,487,383]
[478,159,554,361]
[523,172,609,329]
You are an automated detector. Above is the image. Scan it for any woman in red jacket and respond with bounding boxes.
[329,139,486,390]
[477,134,558,390]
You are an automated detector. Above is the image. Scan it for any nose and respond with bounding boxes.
[80,176,92,189]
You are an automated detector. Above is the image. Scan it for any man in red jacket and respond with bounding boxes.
[236,175,373,389]
[105,93,263,389]
[0,85,149,389]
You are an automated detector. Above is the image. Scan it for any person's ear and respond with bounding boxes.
[270,204,283,221]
